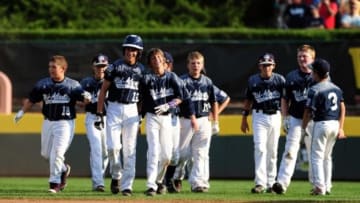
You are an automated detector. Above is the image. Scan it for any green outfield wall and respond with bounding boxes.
[0,114,359,180]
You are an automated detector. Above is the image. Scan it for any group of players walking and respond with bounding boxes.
[14,34,345,197]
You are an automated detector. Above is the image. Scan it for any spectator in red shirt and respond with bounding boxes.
[318,0,339,29]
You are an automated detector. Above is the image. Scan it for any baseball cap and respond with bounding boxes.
[164,51,174,64]
[92,54,109,66]
[309,58,330,77]
[258,53,275,65]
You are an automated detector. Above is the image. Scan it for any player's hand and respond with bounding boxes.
[337,128,346,139]
[14,109,24,124]
[212,121,220,135]
[241,117,249,133]
[154,101,176,115]
[82,91,92,103]
[94,113,104,130]
[282,116,290,133]
[191,117,199,132]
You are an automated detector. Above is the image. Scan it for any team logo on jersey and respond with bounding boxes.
[150,87,174,100]
[43,93,70,104]
[292,88,308,102]
[253,89,281,103]
[114,77,139,90]
[191,90,209,101]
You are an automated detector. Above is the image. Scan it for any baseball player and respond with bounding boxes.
[95,34,145,196]
[302,58,346,195]
[241,53,285,194]
[140,48,192,196]
[161,51,182,193]
[80,54,109,192]
[14,55,91,193]
[272,44,316,194]
[171,84,230,192]
[173,51,219,193]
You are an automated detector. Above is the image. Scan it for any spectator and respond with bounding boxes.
[274,0,291,28]
[308,5,325,28]
[318,0,339,29]
[341,0,360,28]
[283,0,312,28]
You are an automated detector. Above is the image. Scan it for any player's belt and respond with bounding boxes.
[254,109,278,115]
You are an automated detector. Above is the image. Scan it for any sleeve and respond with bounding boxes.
[104,64,115,82]
[28,81,45,103]
[72,81,87,102]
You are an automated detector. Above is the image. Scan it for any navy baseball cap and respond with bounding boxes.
[258,53,275,65]
[92,54,109,66]
[164,51,174,64]
[309,58,330,77]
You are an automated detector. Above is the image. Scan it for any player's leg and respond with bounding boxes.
[41,120,53,160]
[275,117,302,192]
[145,113,161,192]
[266,112,281,190]
[120,104,140,194]
[156,114,173,194]
[105,102,123,193]
[251,111,269,192]
[85,113,106,190]
[189,117,211,191]
[49,120,75,191]
[172,118,193,192]
[323,120,339,194]
[164,115,180,192]
[310,122,327,195]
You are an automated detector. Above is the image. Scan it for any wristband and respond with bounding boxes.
[242,110,249,116]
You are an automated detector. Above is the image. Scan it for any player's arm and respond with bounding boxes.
[14,99,34,124]
[241,99,252,133]
[218,96,230,115]
[97,80,110,115]
[338,101,346,139]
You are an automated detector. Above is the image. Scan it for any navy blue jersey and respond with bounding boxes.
[214,85,229,104]
[140,71,188,115]
[80,76,106,114]
[28,77,86,120]
[104,59,145,103]
[245,73,285,111]
[305,81,344,122]
[284,69,314,119]
[179,73,216,118]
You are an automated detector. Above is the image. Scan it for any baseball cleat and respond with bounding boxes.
[121,189,132,196]
[272,182,285,194]
[156,183,167,195]
[48,182,61,194]
[173,179,182,192]
[310,187,325,195]
[145,188,156,196]
[191,186,207,193]
[251,185,265,194]
[110,179,120,194]
[60,164,71,191]
[94,185,105,192]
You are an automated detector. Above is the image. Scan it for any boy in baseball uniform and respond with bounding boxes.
[302,58,346,195]
[241,53,285,194]
[14,55,91,193]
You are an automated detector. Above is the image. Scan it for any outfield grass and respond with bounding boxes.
[0,177,359,202]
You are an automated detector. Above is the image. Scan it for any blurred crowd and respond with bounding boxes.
[275,0,360,29]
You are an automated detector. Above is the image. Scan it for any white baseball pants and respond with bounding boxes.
[311,120,338,194]
[145,113,173,190]
[252,110,281,188]
[41,119,75,184]
[85,112,108,189]
[106,102,139,191]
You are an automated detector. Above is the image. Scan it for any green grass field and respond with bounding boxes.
[0,177,360,202]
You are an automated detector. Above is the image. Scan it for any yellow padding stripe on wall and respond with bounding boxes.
[0,113,359,137]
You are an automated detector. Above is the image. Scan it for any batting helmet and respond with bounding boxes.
[122,34,143,50]
[92,54,109,67]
